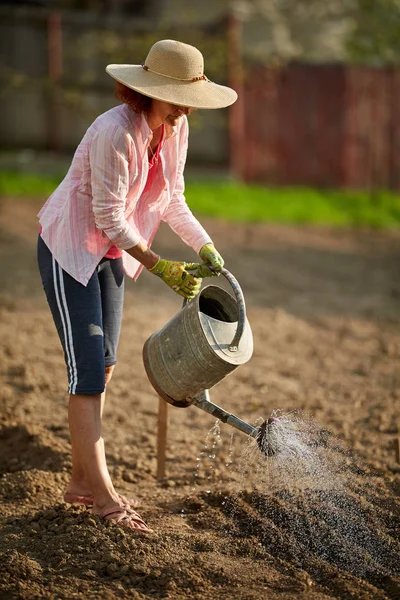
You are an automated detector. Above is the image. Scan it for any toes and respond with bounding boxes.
[123,514,153,533]
[101,507,153,533]
[118,494,139,508]
[125,517,153,533]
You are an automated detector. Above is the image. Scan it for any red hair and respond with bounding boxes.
[114,82,152,113]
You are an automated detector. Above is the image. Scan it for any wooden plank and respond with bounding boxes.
[156,397,168,480]
[394,437,400,464]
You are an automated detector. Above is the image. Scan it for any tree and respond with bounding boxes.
[346,0,400,65]
[229,0,354,63]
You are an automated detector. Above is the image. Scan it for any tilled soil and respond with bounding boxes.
[0,197,399,599]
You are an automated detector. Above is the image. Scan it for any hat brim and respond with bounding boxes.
[106,64,237,109]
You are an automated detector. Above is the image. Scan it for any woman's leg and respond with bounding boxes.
[68,392,151,531]
[38,240,150,528]
[67,398,106,497]
[67,367,113,497]
[68,393,117,509]
[54,257,143,519]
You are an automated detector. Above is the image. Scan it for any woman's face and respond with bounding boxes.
[147,99,195,129]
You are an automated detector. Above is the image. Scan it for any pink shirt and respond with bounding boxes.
[104,124,165,260]
[38,105,211,286]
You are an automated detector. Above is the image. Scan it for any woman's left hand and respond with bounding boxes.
[187,263,219,278]
[198,243,224,273]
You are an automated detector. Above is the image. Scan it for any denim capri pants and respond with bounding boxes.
[37,235,125,395]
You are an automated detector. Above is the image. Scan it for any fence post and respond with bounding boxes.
[47,12,63,153]
[227,7,245,181]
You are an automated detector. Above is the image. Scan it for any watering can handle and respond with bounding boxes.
[183,267,246,352]
[220,268,246,352]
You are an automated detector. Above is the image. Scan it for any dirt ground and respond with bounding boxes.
[0,196,399,600]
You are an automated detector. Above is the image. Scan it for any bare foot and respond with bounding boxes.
[64,483,139,508]
[64,491,139,508]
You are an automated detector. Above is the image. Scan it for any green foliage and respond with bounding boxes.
[346,0,400,65]
[1,171,399,229]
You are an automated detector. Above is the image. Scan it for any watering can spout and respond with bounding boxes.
[190,390,257,438]
[190,391,283,458]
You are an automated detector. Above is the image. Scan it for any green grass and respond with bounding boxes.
[1,170,400,228]
[0,171,63,198]
[186,181,400,228]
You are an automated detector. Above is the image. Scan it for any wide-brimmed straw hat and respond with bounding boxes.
[106,39,237,109]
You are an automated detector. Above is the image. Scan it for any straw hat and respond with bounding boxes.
[106,39,237,110]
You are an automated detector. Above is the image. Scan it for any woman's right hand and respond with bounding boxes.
[148,259,202,299]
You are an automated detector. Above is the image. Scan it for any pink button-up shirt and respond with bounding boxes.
[38,104,212,286]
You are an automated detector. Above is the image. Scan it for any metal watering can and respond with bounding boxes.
[143,268,253,406]
[143,268,278,456]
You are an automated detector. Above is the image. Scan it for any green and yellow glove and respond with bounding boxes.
[187,263,218,278]
[149,259,202,300]
[198,243,224,275]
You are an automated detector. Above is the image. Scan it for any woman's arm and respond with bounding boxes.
[125,238,159,269]
[90,125,142,250]
[90,123,203,297]
[162,118,212,253]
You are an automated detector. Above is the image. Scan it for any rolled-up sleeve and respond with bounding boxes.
[162,118,212,253]
[90,125,141,249]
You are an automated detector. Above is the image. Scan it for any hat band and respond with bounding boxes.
[142,63,207,82]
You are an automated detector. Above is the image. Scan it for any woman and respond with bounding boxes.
[37,39,237,532]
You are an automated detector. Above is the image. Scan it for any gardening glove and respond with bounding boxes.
[187,263,219,278]
[149,259,202,300]
[199,243,224,275]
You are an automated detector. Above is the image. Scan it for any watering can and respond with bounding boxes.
[143,269,284,459]
[143,268,253,408]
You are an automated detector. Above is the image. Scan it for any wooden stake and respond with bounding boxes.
[394,437,400,464]
[157,397,168,480]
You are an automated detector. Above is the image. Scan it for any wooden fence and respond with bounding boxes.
[241,64,400,190]
[0,7,231,167]
[1,6,399,190]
